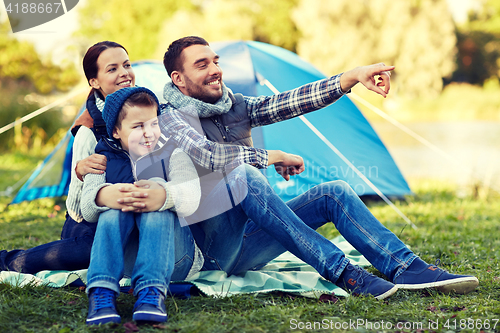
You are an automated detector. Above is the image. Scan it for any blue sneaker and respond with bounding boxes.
[336,263,398,300]
[395,258,479,294]
[133,287,167,322]
[86,287,121,326]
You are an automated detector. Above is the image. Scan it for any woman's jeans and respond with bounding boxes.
[189,164,417,283]
[0,213,96,274]
[86,209,194,296]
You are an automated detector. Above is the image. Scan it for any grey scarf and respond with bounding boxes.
[163,81,233,118]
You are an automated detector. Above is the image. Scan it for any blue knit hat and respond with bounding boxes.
[102,86,160,138]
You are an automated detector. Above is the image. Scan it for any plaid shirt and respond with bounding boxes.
[160,74,346,171]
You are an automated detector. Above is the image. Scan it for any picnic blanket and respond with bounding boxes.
[0,236,369,298]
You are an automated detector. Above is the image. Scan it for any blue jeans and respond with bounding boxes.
[0,213,96,274]
[86,209,195,296]
[190,164,416,283]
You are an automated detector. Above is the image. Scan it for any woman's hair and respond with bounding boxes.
[83,41,128,98]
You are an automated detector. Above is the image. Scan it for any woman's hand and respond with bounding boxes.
[75,154,107,181]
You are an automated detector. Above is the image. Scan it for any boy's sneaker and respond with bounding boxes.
[133,287,167,322]
[86,287,121,326]
[395,258,479,294]
[336,263,398,300]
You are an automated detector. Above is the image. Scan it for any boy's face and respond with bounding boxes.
[112,105,160,160]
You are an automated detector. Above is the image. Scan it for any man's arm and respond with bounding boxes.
[245,64,394,127]
[339,63,394,97]
[159,109,269,170]
[268,150,305,181]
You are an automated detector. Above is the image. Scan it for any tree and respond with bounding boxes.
[0,21,79,94]
[453,0,500,85]
[75,0,194,60]
[292,0,457,98]
[154,0,300,59]
[0,18,79,152]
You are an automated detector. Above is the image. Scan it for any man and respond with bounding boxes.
[127,36,479,300]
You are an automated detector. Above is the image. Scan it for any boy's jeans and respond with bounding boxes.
[190,164,417,283]
[86,209,194,296]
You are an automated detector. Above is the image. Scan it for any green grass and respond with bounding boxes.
[1,156,500,332]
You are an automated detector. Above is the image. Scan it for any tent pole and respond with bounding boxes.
[0,87,87,136]
[349,93,457,163]
[256,73,417,230]
[349,93,500,195]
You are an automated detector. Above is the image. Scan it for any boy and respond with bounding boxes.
[81,87,201,325]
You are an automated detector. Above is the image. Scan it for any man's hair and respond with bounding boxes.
[163,36,209,77]
[115,92,158,129]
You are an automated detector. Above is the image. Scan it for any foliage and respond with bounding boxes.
[1,178,500,332]
[0,17,80,153]
[292,0,457,98]
[354,79,500,122]
[74,0,195,61]
[0,21,80,94]
[453,0,500,85]
[0,78,73,153]
[154,0,300,59]
[467,0,500,34]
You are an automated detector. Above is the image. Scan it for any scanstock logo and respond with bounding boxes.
[3,0,79,33]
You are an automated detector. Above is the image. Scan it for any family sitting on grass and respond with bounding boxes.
[0,36,479,326]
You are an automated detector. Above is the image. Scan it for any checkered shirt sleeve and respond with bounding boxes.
[159,109,269,171]
[245,74,346,127]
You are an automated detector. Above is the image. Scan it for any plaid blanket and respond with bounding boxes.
[0,236,369,298]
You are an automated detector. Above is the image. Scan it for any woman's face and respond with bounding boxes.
[89,47,135,98]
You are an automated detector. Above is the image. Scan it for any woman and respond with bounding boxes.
[1,42,198,278]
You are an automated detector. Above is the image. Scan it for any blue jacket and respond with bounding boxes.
[94,137,176,184]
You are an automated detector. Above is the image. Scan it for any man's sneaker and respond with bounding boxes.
[133,287,167,322]
[335,263,398,300]
[86,287,121,326]
[395,258,479,294]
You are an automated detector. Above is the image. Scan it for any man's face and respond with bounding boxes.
[176,44,223,104]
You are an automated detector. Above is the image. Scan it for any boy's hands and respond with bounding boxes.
[96,181,166,212]
[116,180,166,212]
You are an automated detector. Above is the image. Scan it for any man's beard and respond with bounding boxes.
[185,75,222,104]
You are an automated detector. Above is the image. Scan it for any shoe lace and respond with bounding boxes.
[92,288,115,311]
[345,264,372,285]
[137,287,161,306]
[428,259,442,270]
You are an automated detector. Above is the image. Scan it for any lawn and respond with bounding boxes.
[1,153,500,332]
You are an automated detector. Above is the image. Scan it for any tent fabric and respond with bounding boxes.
[12,41,410,204]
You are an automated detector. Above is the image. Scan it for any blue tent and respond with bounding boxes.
[12,41,411,204]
